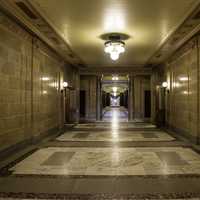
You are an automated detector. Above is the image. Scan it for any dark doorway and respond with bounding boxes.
[106,93,110,106]
[80,90,86,117]
[144,90,151,118]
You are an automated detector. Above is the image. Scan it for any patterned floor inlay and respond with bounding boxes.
[56,130,175,142]
[9,147,200,176]
[1,121,200,199]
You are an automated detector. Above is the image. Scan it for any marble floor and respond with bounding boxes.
[102,107,128,122]
[1,122,200,199]
[56,130,175,142]
[11,147,200,176]
[74,122,156,129]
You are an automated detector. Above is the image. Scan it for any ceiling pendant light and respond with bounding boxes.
[104,40,125,61]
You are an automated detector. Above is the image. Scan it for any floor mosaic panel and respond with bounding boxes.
[10,147,200,176]
[56,130,175,142]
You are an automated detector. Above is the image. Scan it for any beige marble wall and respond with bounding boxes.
[69,67,80,123]
[131,76,151,120]
[0,12,33,151]
[0,11,77,152]
[80,75,97,120]
[32,40,65,138]
[153,37,200,142]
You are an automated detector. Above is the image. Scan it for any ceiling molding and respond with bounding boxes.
[80,66,152,75]
[0,0,86,68]
[147,2,200,66]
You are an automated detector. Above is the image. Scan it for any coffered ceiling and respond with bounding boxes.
[28,0,200,68]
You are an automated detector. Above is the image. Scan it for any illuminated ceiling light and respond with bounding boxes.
[179,77,188,81]
[112,76,119,81]
[63,81,68,88]
[162,82,168,88]
[104,40,125,61]
[112,87,117,92]
[41,77,49,81]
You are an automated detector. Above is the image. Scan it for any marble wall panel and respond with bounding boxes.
[153,37,199,142]
[80,75,97,120]
[132,76,151,120]
[0,12,32,151]
[0,11,78,152]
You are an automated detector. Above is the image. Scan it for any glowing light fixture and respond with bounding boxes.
[41,77,49,81]
[63,81,68,88]
[104,40,125,61]
[112,87,117,92]
[179,76,188,81]
[162,82,168,88]
[112,76,119,81]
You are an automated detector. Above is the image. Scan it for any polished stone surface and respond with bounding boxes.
[10,147,200,176]
[102,107,128,122]
[57,130,175,142]
[74,123,156,129]
[1,122,200,199]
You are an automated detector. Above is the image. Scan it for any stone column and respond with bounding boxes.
[96,76,102,121]
[150,73,156,124]
[128,75,134,121]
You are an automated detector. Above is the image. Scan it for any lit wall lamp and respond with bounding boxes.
[162,81,170,94]
[162,82,168,88]
[63,81,68,88]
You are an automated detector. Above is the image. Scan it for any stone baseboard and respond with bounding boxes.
[0,126,61,162]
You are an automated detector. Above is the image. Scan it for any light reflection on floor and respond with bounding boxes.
[102,106,128,122]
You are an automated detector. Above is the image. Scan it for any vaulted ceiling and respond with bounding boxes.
[29,0,200,68]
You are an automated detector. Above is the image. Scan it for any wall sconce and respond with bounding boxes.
[162,82,168,88]
[63,82,68,88]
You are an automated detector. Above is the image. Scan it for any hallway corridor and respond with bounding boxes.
[1,0,200,199]
[0,122,200,199]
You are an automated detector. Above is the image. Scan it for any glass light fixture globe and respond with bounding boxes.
[104,44,112,53]
[104,40,125,61]
[63,81,68,88]
[110,52,119,60]
[162,82,168,88]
